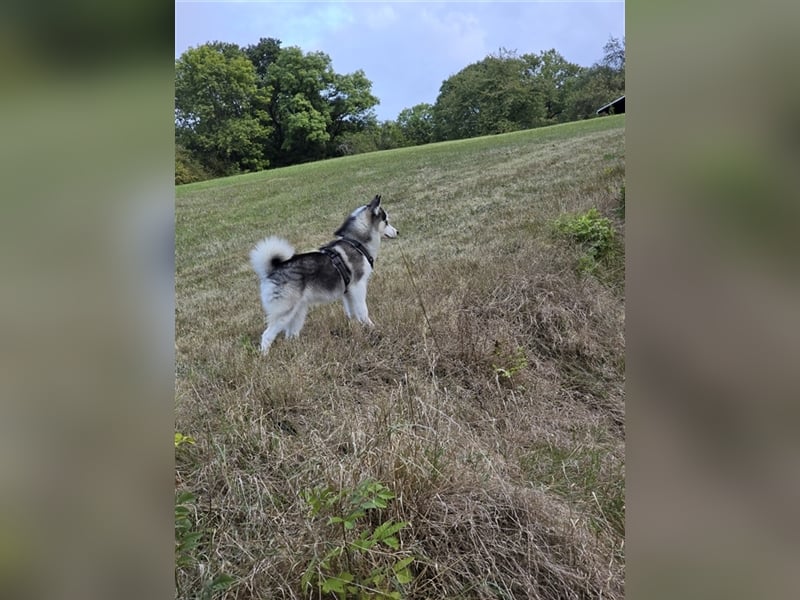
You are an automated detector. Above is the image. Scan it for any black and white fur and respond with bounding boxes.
[250,195,398,354]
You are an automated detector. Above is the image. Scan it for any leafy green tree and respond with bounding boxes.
[376,120,407,150]
[600,36,625,72]
[175,43,271,175]
[284,93,330,159]
[174,144,209,185]
[522,49,583,123]
[325,70,380,147]
[336,120,406,156]
[432,50,548,141]
[262,46,331,164]
[244,37,283,82]
[261,46,378,165]
[563,37,625,121]
[431,41,623,140]
[396,103,434,146]
[176,38,379,174]
[336,128,378,156]
[562,68,612,121]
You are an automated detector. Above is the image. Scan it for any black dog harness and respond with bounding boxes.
[319,246,352,290]
[319,238,374,292]
[339,237,374,268]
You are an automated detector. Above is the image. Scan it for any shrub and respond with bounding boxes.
[555,208,617,273]
[175,145,211,185]
[302,480,415,599]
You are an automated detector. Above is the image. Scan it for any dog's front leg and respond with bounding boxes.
[342,292,354,319]
[347,284,374,327]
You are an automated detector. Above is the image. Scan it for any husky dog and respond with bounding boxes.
[250,194,398,354]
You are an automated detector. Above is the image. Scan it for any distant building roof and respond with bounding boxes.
[596,95,625,115]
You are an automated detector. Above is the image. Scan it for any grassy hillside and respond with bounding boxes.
[176,115,625,599]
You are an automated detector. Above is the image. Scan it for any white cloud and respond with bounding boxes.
[258,3,355,51]
[419,8,488,64]
[364,5,398,29]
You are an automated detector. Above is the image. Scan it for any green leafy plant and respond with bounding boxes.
[175,432,196,448]
[175,432,200,575]
[491,344,528,386]
[175,490,202,571]
[302,480,415,599]
[555,208,617,273]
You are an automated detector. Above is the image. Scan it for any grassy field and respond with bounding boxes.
[176,115,625,599]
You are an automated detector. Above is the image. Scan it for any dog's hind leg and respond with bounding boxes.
[284,304,309,338]
[260,304,309,353]
[260,321,285,354]
[260,310,295,353]
[260,326,278,354]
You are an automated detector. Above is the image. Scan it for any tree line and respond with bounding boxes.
[175,37,624,183]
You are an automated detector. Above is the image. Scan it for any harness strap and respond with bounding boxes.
[339,237,374,268]
[319,247,351,290]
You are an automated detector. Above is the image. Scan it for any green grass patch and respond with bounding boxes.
[520,436,625,539]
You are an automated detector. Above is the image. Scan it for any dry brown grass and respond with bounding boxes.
[176,116,625,599]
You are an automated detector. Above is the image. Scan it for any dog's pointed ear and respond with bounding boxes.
[368,194,382,215]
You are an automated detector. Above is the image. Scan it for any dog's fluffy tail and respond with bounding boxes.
[250,237,295,279]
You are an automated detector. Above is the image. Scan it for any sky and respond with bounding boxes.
[175,1,625,122]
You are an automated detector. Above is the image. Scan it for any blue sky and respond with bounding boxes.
[175,1,625,121]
